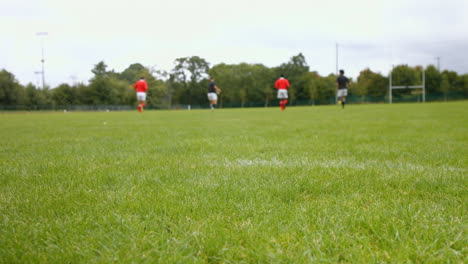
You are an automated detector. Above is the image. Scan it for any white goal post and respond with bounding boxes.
[389,69,425,104]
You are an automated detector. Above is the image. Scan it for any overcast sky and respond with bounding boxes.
[1,0,468,87]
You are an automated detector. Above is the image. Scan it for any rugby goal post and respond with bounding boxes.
[389,69,425,104]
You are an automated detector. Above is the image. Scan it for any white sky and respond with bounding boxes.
[1,0,468,87]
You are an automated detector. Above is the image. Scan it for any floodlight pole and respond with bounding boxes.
[36,32,48,89]
[34,71,42,88]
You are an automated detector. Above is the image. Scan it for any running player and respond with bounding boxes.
[275,74,290,111]
[134,77,148,113]
[207,77,221,110]
[336,70,349,109]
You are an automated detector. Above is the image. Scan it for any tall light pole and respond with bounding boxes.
[34,71,42,88]
[36,32,48,89]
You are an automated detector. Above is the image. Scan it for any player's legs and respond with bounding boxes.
[208,93,218,110]
[277,90,288,111]
[210,99,217,110]
[280,99,288,111]
[337,89,347,109]
[138,100,146,112]
[278,97,284,111]
[341,89,347,108]
[137,92,147,113]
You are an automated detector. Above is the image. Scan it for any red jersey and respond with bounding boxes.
[134,79,148,93]
[275,78,290,90]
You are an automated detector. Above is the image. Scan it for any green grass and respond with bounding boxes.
[0,102,467,263]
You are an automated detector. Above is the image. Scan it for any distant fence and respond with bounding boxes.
[1,93,466,111]
[0,105,134,111]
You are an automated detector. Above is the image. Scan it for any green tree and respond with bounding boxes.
[425,65,442,94]
[459,74,468,96]
[172,56,210,106]
[209,63,274,107]
[157,73,176,109]
[86,61,128,105]
[441,70,459,93]
[355,69,388,100]
[145,67,170,109]
[119,63,147,83]
[0,69,25,106]
[355,69,373,97]
[368,73,388,99]
[25,83,49,108]
[303,71,319,105]
[73,83,89,105]
[236,63,252,107]
[52,84,77,106]
[314,74,336,105]
[440,74,450,101]
[91,61,109,79]
[249,64,275,107]
[391,65,419,97]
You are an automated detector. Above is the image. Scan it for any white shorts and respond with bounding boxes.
[207,92,218,101]
[337,89,348,97]
[277,89,288,99]
[137,92,147,101]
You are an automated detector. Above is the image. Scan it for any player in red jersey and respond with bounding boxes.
[133,77,148,113]
[275,74,290,111]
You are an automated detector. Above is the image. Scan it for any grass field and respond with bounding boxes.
[0,102,467,263]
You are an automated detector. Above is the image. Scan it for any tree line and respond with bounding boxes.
[1,53,467,109]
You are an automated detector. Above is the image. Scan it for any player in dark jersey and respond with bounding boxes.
[207,77,221,110]
[336,70,349,109]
